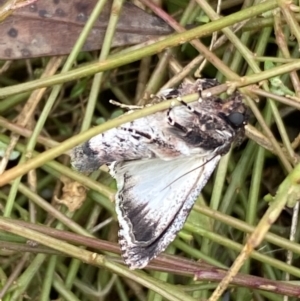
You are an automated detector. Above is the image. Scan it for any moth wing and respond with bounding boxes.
[110,154,221,269]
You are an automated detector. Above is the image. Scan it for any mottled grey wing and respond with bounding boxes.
[110,154,221,269]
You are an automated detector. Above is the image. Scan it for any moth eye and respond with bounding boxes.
[227,112,245,127]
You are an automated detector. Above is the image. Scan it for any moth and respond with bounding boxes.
[71,79,248,269]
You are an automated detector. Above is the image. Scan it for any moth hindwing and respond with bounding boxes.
[71,78,248,269]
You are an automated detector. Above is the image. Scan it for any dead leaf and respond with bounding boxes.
[0,0,173,59]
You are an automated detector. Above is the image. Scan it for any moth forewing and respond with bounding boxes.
[71,78,248,269]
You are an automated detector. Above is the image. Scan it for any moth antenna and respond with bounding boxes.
[109,100,144,110]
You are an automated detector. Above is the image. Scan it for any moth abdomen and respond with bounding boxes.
[71,142,103,174]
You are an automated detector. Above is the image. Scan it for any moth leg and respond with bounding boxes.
[166,95,196,133]
[151,94,167,101]
[167,107,190,133]
[175,96,194,112]
[183,91,207,119]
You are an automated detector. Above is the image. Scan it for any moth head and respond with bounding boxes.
[218,93,248,129]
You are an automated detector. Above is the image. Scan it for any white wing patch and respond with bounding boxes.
[110,154,221,269]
